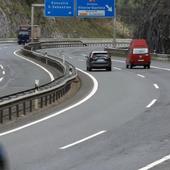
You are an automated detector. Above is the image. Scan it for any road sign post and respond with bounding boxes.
[44,0,116,45]
[31,4,44,42]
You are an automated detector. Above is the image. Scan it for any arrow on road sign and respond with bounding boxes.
[105,5,112,12]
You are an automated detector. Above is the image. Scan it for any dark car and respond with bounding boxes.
[86,51,112,71]
[0,145,8,170]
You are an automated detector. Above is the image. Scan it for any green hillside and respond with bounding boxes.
[0,0,131,38]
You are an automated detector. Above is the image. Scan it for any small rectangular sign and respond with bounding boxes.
[45,0,74,17]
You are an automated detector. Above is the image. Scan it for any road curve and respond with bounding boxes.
[0,44,52,97]
[1,46,170,170]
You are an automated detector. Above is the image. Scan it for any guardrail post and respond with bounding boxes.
[45,96,48,106]
[23,102,26,115]
[49,94,52,104]
[9,107,12,121]
[53,93,55,103]
[56,92,58,100]
[0,110,3,123]
[30,100,33,112]
[40,97,43,108]
[16,105,19,117]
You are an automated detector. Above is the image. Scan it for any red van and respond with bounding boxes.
[126,39,151,69]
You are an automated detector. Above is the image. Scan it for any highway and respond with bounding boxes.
[0,44,53,97]
[1,45,170,170]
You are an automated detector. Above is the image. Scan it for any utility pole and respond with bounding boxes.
[113,4,116,48]
[31,4,44,42]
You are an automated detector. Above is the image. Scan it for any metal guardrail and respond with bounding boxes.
[0,42,78,124]
[0,40,131,124]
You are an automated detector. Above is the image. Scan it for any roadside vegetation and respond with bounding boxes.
[0,0,131,39]
[0,0,169,53]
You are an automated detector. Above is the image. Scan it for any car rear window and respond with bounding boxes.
[133,48,148,54]
[92,53,109,58]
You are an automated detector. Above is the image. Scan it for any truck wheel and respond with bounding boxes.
[130,64,133,69]
[126,64,129,69]
[148,65,150,69]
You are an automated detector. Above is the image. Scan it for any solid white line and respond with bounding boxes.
[14,50,55,81]
[112,59,125,63]
[79,59,84,62]
[151,66,170,71]
[0,68,98,137]
[137,74,145,78]
[113,67,122,71]
[154,84,159,89]
[138,155,170,170]
[2,71,5,75]
[112,59,170,72]
[0,77,3,82]
[59,130,106,150]
[146,99,157,108]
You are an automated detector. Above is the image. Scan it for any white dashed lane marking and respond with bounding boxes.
[0,65,3,69]
[0,77,4,82]
[59,130,107,150]
[146,99,157,108]
[113,67,122,71]
[138,155,170,170]
[154,84,159,89]
[137,74,145,78]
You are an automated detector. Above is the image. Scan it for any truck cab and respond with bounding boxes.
[17,25,31,45]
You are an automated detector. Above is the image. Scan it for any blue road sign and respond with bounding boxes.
[45,0,74,17]
[76,0,115,18]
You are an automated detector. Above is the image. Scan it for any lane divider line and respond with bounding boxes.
[59,130,106,150]
[153,84,159,89]
[0,65,3,70]
[151,66,170,71]
[79,59,84,62]
[113,67,122,71]
[14,50,55,81]
[146,99,157,108]
[137,74,145,78]
[112,59,124,63]
[0,68,98,137]
[2,71,5,75]
[0,77,4,82]
[112,59,170,72]
[138,154,170,170]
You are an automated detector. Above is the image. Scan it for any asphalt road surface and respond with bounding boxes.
[0,44,52,97]
[1,46,170,170]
